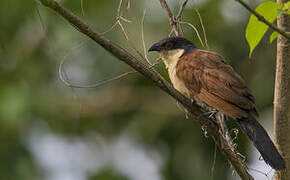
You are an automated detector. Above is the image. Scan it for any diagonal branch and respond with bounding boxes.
[39,0,253,179]
[235,0,290,40]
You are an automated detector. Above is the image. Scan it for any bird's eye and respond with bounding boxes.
[166,42,174,49]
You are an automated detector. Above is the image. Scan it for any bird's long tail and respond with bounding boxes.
[237,114,285,170]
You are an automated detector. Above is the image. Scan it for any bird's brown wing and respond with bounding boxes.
[176,49,257,119]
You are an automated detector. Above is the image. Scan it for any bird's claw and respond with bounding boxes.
[201,125,209,138]
[208,109,218,119]
[190,99,195,105]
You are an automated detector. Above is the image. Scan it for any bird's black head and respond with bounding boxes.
[148,37,196,53]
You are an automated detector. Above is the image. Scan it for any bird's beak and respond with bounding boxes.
[148,43,161,52]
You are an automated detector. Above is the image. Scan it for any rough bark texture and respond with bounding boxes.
[274,0,290,179]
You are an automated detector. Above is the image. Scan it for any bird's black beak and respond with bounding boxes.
[148,43,161,52]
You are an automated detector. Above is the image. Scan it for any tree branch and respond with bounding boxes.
[274,0,290,179]
[176,0,188,21]
[235,0,290,40]
[176,0,188,37]
[39,0,253,179]
[159,0,180,36]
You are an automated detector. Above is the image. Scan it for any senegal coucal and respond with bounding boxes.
[148,36,285,170]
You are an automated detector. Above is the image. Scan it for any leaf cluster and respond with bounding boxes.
[246,1,290,57]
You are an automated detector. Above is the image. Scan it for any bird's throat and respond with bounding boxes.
[160,49,191,97]
[160,49,184,69]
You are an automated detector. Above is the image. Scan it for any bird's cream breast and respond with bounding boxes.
[160,49,213,111]
[160,49,191,97]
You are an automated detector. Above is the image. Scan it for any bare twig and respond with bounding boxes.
[99,0,131,39]
[126,0,130,10]
[99,21,118,35]
[159,0,209,49]
[58,40,160,89]
[194,9,209,49]
[36,5,47,33]
[235,0,290,40]
[176,0,188,36]
[211,144,217,180]
[80,0,84,16]
[168,29,175,37]
[141,9,151,65]
[118,21,129,40]
[149,57,161,68]
[159,0,180,36]
[60,69,136,88]
[178,21,205,48]
[39,0,253,179]
[176,0,188,21]
[58,40,137,88]
[59,58,160,89]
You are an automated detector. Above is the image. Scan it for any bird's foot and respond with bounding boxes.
[237,152,246,163]
[185,99,195,119]
[176,101,193,119]
[201,125,209,138]
[208,109,218,119]
[185,111,189,119]
[190,98,195,106]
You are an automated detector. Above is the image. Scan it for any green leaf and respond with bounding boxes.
[270,31,279,43]
[284,1,290,9]
[246,1,283,58]
[281,2,290,14]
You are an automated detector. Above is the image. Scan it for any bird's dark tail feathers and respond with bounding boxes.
[237,114,285,170]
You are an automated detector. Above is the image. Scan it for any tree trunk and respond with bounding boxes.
[274,0,290,179]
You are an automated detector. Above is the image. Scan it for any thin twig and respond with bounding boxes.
[117,0,123,15]
[39,0,254,179]
[58,40,137,88]
[58,41,160,89]
[141,9,151,65]
[159,0,180,36]
[211,144,217,180]
[99,21,118,35]
[168,29,175,37]
[60,58,160,89]
[120,16,131,23]
[176,0,188,36]
[60,69,136,88]
[194,9,209,49]
[117,20,129,40]
[176,0,188,20]
[128,41,148,62]
[99,0,131,39]
[126,0,130,10]
[36,5,47,33]
[178,21,206,48]
[80,0,85,16]
[235,0,290,40]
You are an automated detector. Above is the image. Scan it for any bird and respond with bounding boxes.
[148,36,285,170]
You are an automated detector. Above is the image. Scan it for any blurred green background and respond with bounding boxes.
[0,0,278,179]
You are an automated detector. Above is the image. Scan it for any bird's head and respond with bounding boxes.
[148,36,196,53]
[148,37,196,67]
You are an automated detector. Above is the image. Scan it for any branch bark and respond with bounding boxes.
[274,0,290,179]
[39,0,253,179]
[159,0,181,36]
[235,0,290,40]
